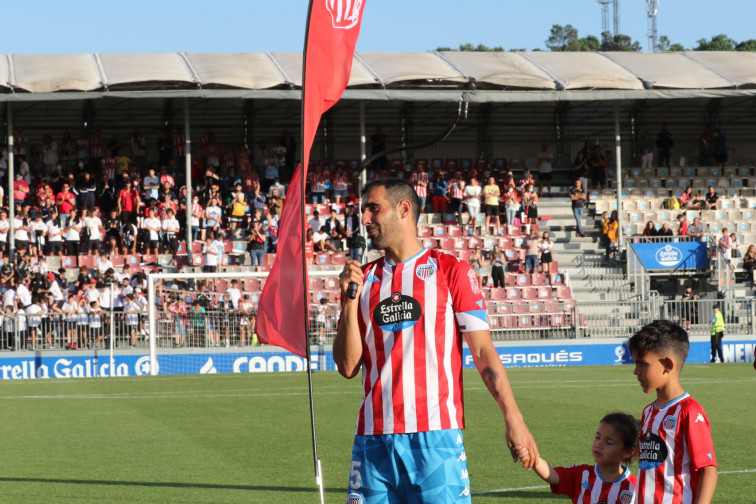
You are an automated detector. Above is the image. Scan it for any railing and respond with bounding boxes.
[1,297,754,352]
[626,243,651,300]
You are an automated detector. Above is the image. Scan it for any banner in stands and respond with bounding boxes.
[631,242,708,270]
[0,338,752,379]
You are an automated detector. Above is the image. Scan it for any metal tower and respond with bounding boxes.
[597,0,620,36]
[647,0,659,52]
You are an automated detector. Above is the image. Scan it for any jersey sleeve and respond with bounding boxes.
[445,255,489,333]
[551,465,585,499]
[684,402,717,470]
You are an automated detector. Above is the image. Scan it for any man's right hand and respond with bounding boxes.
[339,260,364,302]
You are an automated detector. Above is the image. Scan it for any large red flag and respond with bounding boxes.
[257,0,367,357]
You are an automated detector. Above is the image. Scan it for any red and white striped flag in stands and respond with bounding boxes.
[256,0,367,357]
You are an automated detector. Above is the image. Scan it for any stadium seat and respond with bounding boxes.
[506,288,521,300]
[191,255,204,267]
[61,256,76,268]
[331,252,346,265]
[453,237,468,250]
[445,159,458,171]
[550,273,565,286]
[447,226,462,237]
[515,274,530,287]
[498,237,512,249]
[512,302,529,314]
[489,288,507,301]
[78,255,96,269]
[439,238,455,250]
[142,254,157,264]
[460,158,472,170]
[503,274,517,287]
[531,273,547,286]
[432,225,446,237]
[503,248,518,261]
[476,159,488,171]
[556,286,573,299]
[417,226,432,238]
[191,242,203,255]
[495,304,511,314]
[431,159,443,170]
[468,236,483,249]
[521,287,538,300]
[315,253,330,265]
[457,249,473,261]
[175,255,189,267]
[415,159,428,169]
[243,279,260,292]
[308,278,323,291]
[537,286,553,299]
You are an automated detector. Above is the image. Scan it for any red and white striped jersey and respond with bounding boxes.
[131,134,146,156]
[101,157,116,180]
[450,179,464,199]
[410,171,428,198]
[334,174,349,190]
[351,248,489,436]
[637,393,716,504]
[310,173,325,193]
[552,464,637,504]
[90,137,104,158]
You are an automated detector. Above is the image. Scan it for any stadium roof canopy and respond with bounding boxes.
[1,51,756,103]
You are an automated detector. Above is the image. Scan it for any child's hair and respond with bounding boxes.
[628,319,689,367]
[601,412,641,463]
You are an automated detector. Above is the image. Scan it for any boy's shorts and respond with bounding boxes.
[346,429,470,504]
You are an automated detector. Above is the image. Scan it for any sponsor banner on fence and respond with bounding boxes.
[0,338,752,379]
[631,242,708,270]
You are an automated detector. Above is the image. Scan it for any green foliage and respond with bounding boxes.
[695,34,737,51]
[736,39,756,51]
[656,35,685,52]
[546,24,579,51]
[600,31,642,52]
[436,43,504,52]
[0,364,753,503]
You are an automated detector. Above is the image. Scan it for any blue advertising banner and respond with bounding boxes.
[0,338,751,380]
[631,242,708,270]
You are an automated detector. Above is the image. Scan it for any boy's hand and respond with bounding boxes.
[514,445,532,469]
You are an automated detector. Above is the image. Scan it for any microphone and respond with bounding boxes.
[347,236,367,300]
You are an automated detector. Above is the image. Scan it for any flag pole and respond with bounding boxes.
[300,0,324,498]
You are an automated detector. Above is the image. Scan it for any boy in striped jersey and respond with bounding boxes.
[335,179,538,503]
[628,320,717,504]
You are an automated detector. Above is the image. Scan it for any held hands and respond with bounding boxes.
[505,417,539,470]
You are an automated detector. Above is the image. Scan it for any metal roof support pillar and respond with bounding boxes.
[7,103,14,260]
[614,100,624,254]
[358,100,367,239]
[184,98,193,263]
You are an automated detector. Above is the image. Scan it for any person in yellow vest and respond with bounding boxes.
[603,210,619,262]
[710,303,725,363]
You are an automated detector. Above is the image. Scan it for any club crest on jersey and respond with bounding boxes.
[326,0,363,29]
[467,268,481,295]
[374,292,422,332]
[416,263,436,280]
[620,490,635,504]
[663,415,677,431]
[638,431,668,470]
[347,492,363,504]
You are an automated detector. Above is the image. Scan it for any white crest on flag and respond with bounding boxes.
[326,0,363,29]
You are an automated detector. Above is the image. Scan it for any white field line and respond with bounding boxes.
[474,469,756,495]
[0,376,754,400]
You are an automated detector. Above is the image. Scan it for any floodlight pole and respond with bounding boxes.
[614,101,624,253]
[184,99,193,263]
[7,103,14,259]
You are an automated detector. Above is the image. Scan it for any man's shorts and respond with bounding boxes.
[346,429,471,504]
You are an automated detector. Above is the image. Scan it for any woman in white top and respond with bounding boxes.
[64,210,82,256]
[539,231,554,276]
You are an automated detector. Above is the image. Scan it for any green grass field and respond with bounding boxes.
[0,363,753,503]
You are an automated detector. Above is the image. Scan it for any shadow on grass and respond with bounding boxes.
[0,476,342,494]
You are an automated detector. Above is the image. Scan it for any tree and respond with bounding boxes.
[546,24,578,51]
[656,36,685,52]
[694,34,736,51]
[574,35,600,52]
[435,43,504,52]
[736,39,756,51]
[600,32,642,52]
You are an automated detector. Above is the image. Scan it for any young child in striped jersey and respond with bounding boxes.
[516,412,639,504]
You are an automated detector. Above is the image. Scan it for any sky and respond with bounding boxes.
[1,0,752,54]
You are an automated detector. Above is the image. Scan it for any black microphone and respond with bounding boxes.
[347,236,367,300]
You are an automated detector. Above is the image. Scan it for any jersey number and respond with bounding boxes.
[348,461,362,490]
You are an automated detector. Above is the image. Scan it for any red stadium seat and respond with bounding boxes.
[191,242,203,255]
[177,241,186,254]
[515,274,531,287]
[415,159,428,169]
[447,226,462,237]
[506,287,521,300]
[496,304,511,314]
[488,316,501,330]
[175,255,189,267]
[216,280,227,293]
[417,226,432,238]
[243,279,260,292]
[521,287,538,300]
[453,237,468,250]
[61,256,76,268]
[315,253,330,265]
[445,159,458,171]
[516,314,533,328]
[503,248,518,261]
[531,273,547,286]
[489,288,507,301]
[422,238,437,249]
[498,237,512,249]
[459,158,473,170]
[432,225,446,237]
[324,277,340,291]
[430,159,443,170]
[308,278,323,290]
[439,238,455,251]
[493,158,507,170]
[468,236,483,249]
[78,255,96,269]
[537,286,553,299]
[556,286,573,299]
[476,159,488,171]
[457,249,473,261]
[331,252,346,265]
[191,255,204,267]
[110,255,125,267]
[550,312,567,327]
[512,302,529,314]
[504,274,517,287]
[264,254,277,266]
[390,159,403,170]
[550,273,565,286]
[141,254,157,264]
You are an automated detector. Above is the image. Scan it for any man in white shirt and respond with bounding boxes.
[267,177,286,199]
[203,234,224,273]
[83,209,104,256]
[16,278,32,309]
[13,212,30,254]
[47,273,65,307]
[308,210,325,233]
[142,209,162,255]
[161,208,181,254]
[3,287,16,309]
[0,210,9,254]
